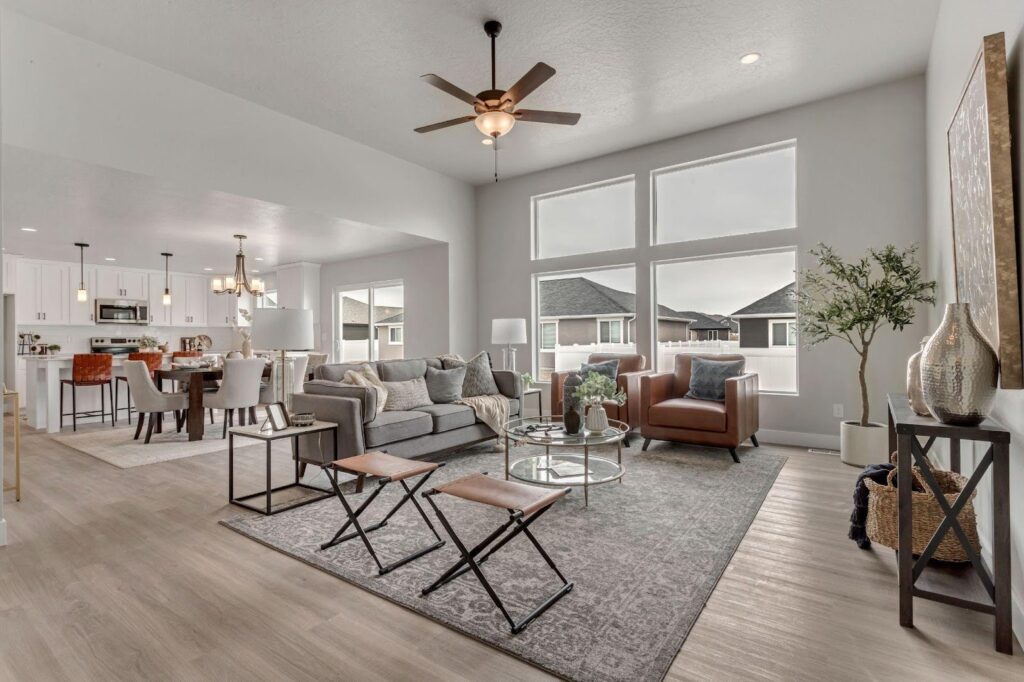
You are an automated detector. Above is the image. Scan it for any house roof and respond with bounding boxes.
[678,311,736,331]
[374,312,404,325]
[538,277,693,321]
[731,283,797,317]
[341,296,403,325]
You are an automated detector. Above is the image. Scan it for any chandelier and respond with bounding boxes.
[211,234,264,297]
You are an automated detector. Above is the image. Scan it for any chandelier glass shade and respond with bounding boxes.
[474,110,516,138]
[211,234,264,297]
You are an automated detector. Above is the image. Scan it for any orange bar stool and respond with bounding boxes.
[115,352,165,424]
[60,353,115,431]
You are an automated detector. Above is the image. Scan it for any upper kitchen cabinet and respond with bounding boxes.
[147,272,172,326]
[3,254,18,294]
[170,274,209,327]
[95,267,149,300]
[68,265,96,325]
[207,285,252,328]
[16,260,69,325]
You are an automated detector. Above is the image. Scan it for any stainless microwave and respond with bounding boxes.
[95,299,149,325]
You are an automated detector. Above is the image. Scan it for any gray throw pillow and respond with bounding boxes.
[686,357,746,402]
[580,359,619,380]
[382,377,433,411]
[424,365,465,403]
[443,351,499,397]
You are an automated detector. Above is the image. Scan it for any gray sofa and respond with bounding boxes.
[291,356,522,467]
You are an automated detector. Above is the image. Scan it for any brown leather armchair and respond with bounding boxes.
[639,354,759,463]
[550,353,650,440]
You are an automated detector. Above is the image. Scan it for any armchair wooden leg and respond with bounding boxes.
[641,438,651,451]
[144,414,156,444]
[751,434,759,447]
[134,413,145,440]
[729,448,740,463]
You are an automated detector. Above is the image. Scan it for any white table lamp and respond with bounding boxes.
[252,308,314,403]
[491,318,527,371]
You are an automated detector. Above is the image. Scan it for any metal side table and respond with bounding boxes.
[887,393,1012,654]
[228,420,337,515]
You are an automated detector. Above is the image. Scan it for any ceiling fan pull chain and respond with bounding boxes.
[494,139,499,182]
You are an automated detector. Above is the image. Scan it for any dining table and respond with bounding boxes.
[155,366,270,441]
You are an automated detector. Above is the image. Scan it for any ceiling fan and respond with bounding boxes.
[415,20,580,178]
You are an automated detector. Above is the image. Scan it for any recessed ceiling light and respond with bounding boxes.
[254,257,264,261]
[481,138,494,146]
[20,227,37,232]
[203,267,213,271]
[740,52,761,65]
[251,269,260,273]
[104,257,116,261]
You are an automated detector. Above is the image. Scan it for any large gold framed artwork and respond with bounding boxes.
[948,32,1021,389]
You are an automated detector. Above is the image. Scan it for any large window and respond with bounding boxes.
[654,250,797,393]
[532,177,635,259]
[653,142,796,244]
[535,266,637,381]
[335,281,404,362]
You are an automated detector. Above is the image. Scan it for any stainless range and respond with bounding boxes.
[90,337,142,356]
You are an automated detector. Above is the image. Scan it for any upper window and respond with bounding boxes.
[539,322,557,350]
[653,142,796,244]
[388,326,403,344]
[532,176,635,259]
[599,319,623,344]
[770,319,797,348]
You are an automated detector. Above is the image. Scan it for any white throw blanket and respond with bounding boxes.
[456,394,511,444]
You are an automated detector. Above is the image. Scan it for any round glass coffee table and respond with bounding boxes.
[503,415,628,506]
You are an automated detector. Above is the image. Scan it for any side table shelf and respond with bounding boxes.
[886,393,1012,654]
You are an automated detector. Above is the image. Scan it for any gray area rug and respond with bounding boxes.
[221,442,786,681]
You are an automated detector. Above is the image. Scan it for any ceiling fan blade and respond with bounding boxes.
[514,109,581,125]
[502,62,556,105]
[420,74,482,106]
[414,115,477,133]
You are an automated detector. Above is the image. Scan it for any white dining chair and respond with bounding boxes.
[203,358,266,438]
[124,360,188,444]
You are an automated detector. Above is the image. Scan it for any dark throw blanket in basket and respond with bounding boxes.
[849,463,895,549]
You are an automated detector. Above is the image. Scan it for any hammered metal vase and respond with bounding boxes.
[920,303,997,426]
[562,373,584,435]
[906,336,930,416]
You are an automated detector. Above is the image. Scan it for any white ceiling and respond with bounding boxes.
[4,0,942,185]
[1,146,441,273]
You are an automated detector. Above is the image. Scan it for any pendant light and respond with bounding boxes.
[211,234,264,297]
[73,242,89,302]
[161,252,173,305]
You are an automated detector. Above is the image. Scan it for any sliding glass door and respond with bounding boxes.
[335,280,404,362]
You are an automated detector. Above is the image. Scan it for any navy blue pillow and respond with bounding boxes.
[686,357,745,402]
[580,359,619,381]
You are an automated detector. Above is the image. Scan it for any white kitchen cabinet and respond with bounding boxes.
[68,265,96,325]
[207,286,251,327]
[95,267,149,300]
[148,272,172,326]
[3,254,18,294]
[170,274,208,327]
[16,261,69,325]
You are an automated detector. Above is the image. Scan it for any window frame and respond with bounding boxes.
[531,175,636,261]
[598,318,624,344]
[332,279,404,363]
[650,139,797,246]
[539,321,558,350]
[769,318,798,348]
[706,329,719,341]
[388,325,403,345]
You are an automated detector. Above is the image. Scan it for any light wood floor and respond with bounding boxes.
[1,418,1020,681]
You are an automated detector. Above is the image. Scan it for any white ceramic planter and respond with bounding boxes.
[585,405,610,432]
[840,420,889,467]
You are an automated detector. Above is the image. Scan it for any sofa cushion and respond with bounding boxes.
[364,410,433,447]
[424,365,465,403]
[342,364,387,417]
[382,377,433,411]
[317,362,377,383]
[589,353,646,374]
[380,358,428,382]
[685,357,745,401]
[413,403,476,433]
[648,398,727,432]
[580,358,619,381]
[444,351,499,397]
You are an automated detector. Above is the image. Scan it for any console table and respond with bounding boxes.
[886,393,1012,654]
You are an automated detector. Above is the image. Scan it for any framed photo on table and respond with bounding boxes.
[265,402,290,431]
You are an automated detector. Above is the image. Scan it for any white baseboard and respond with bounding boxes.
[757,429,840,450]
[981,546,1024,650]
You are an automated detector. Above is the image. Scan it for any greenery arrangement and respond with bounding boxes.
[521,372,534,389]
[139,335,161,350]
[46,344,61,353]
[572,371,626,407]
[795,243,935,427]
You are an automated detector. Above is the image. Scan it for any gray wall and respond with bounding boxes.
[476,75,929,446]
[319,244,449,361]
[925,0,1024,642]
[739,319,770,349]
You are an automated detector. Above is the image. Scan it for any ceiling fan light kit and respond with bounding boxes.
[415,19,581,180]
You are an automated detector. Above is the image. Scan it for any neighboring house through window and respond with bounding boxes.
[539,321,557,350]
[599,318,623,344]
[388,325,403,344]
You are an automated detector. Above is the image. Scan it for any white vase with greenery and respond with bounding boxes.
[796,243,935,466]
[573,372,626,433]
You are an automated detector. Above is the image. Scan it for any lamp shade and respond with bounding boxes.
[491,318,527,345]
[253,308,314,350]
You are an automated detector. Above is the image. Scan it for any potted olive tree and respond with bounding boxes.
[796,243,935,466]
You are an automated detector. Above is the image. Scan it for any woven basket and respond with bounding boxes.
[864,457,979,563]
